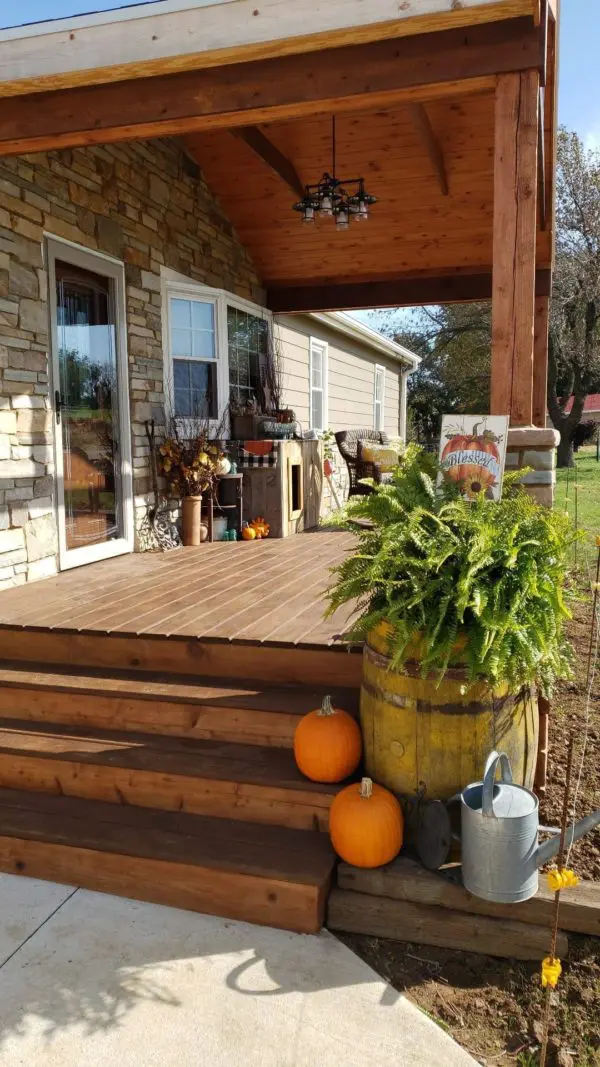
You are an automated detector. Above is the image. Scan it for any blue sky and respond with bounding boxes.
[1,0,596,142]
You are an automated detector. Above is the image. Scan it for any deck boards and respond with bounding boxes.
[0,531,356,648]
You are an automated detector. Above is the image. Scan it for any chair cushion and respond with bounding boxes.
[358,440,401,473]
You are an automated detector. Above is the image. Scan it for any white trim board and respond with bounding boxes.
[309,311,421,370]
[0,1,232,39]
[0,0,535,96]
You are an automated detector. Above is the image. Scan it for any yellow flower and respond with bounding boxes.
[541,957,562,989]
[463,468,497,500]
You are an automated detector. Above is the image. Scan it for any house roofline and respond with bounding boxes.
[0,0,221,38]
[306,311,420,371]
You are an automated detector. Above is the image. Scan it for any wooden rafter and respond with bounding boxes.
[0,18,542,157]
[408,103,449,195]
[267,270,552,313]
[231,127,304,200]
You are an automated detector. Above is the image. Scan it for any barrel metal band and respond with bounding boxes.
[362,674,510,717]
[364,640,471,681]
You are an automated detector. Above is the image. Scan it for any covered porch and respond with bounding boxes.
[0,0,560,941]
[0,0,557,429]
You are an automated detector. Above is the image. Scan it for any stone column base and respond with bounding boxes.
[505,427,559,508]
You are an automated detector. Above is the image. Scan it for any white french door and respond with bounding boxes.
[47,237,134,570]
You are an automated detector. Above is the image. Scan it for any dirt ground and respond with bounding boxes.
[339,592,600,1067]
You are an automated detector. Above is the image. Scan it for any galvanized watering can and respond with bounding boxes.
[453,751,600,904]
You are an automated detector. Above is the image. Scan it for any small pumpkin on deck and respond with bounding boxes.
[329,777,403,868]
[293,695,362,783]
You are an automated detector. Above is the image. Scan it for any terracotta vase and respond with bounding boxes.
[182,495,203,546]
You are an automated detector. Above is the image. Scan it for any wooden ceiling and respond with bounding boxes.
[187,91,502,291]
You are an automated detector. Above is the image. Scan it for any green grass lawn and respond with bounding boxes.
[555,445,600,545]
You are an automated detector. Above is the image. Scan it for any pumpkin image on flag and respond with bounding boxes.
[439,419,506,501]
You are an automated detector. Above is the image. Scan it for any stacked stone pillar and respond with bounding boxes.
[505,426,559,508]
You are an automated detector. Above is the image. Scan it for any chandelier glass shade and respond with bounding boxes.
[293,117,378,228]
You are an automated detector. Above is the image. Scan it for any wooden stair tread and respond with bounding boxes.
[0,787,335,885]
[0,663,358,714]
[0,718,343,795]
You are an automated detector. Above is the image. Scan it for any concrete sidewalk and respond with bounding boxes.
[0,873,478,1067]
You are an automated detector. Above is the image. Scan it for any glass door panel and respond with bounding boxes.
[53,257,127,562]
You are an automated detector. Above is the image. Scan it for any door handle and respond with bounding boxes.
[54,390,63,425]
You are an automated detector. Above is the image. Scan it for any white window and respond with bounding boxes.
[310,338,328,431]
[164,281,269,423]
[169,295,217,418]
[374,364,385,431]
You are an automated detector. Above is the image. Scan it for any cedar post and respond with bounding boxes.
[490,71,540,426]
[533,294,550,427]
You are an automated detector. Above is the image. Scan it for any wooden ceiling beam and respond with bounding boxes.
[266,269,552,312]
[408,103,449,195]
[231,127,304,200]
[0,17,542,157]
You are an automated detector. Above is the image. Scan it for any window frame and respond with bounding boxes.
[162,279,271,427]
[309,336,328,432]
[373,363,385,432]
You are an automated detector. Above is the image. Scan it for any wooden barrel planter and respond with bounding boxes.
[360,623,539,800]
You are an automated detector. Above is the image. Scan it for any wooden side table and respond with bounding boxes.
[206,473,243,542]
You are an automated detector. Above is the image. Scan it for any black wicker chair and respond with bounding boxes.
[335,429,390,497]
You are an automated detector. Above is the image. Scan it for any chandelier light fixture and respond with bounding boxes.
[293,117,378,229]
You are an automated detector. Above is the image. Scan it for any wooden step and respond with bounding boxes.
[338,857,600,938]
[0,627,363,687]
[327,888,569,961]
[0,664,359,748]
[0,788,335,934]
[0,718,345,830]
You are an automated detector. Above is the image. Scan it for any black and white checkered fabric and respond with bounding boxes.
[231,440,281,469]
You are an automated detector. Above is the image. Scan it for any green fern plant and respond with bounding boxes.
[326,445,576,695]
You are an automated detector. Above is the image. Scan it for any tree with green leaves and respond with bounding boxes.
[548,129,600,467]
[373,303,491,444]
[371,128,600,466]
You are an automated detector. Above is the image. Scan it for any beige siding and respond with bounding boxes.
[276,321,310,426]
[276,315,402,437]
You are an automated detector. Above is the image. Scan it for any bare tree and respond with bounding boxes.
[549,129,600,467]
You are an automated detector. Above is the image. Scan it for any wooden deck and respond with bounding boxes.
[0,530,355,645]
[0,531,362,687]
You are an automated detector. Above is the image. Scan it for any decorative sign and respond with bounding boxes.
[438,415,509,501]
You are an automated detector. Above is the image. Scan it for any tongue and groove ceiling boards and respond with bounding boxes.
[0,0,554,310]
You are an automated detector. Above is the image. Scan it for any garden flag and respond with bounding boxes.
[438,415,509,501]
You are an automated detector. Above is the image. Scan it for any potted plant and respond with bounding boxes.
[326,445,575,799]
[321,428,337,477]
[157,421,223,546]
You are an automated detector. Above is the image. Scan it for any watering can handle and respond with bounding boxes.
[482,750,513,818]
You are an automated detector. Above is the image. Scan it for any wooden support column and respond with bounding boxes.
[533,294,550,426]
[490,71,539,427]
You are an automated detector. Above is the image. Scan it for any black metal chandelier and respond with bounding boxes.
[293,117,378,229]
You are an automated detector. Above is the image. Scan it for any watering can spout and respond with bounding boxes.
[535,809,600,868]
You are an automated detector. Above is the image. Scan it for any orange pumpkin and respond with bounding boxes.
[250,516,270,538]
[293,696,362,783]
[241,526,257,541]
[441,429,500,497]
[329,777,403,868]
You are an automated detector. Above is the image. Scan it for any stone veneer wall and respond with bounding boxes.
[505,426,560,508]
[0,140,262,590]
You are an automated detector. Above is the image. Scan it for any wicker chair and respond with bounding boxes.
[335,429,390,497]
